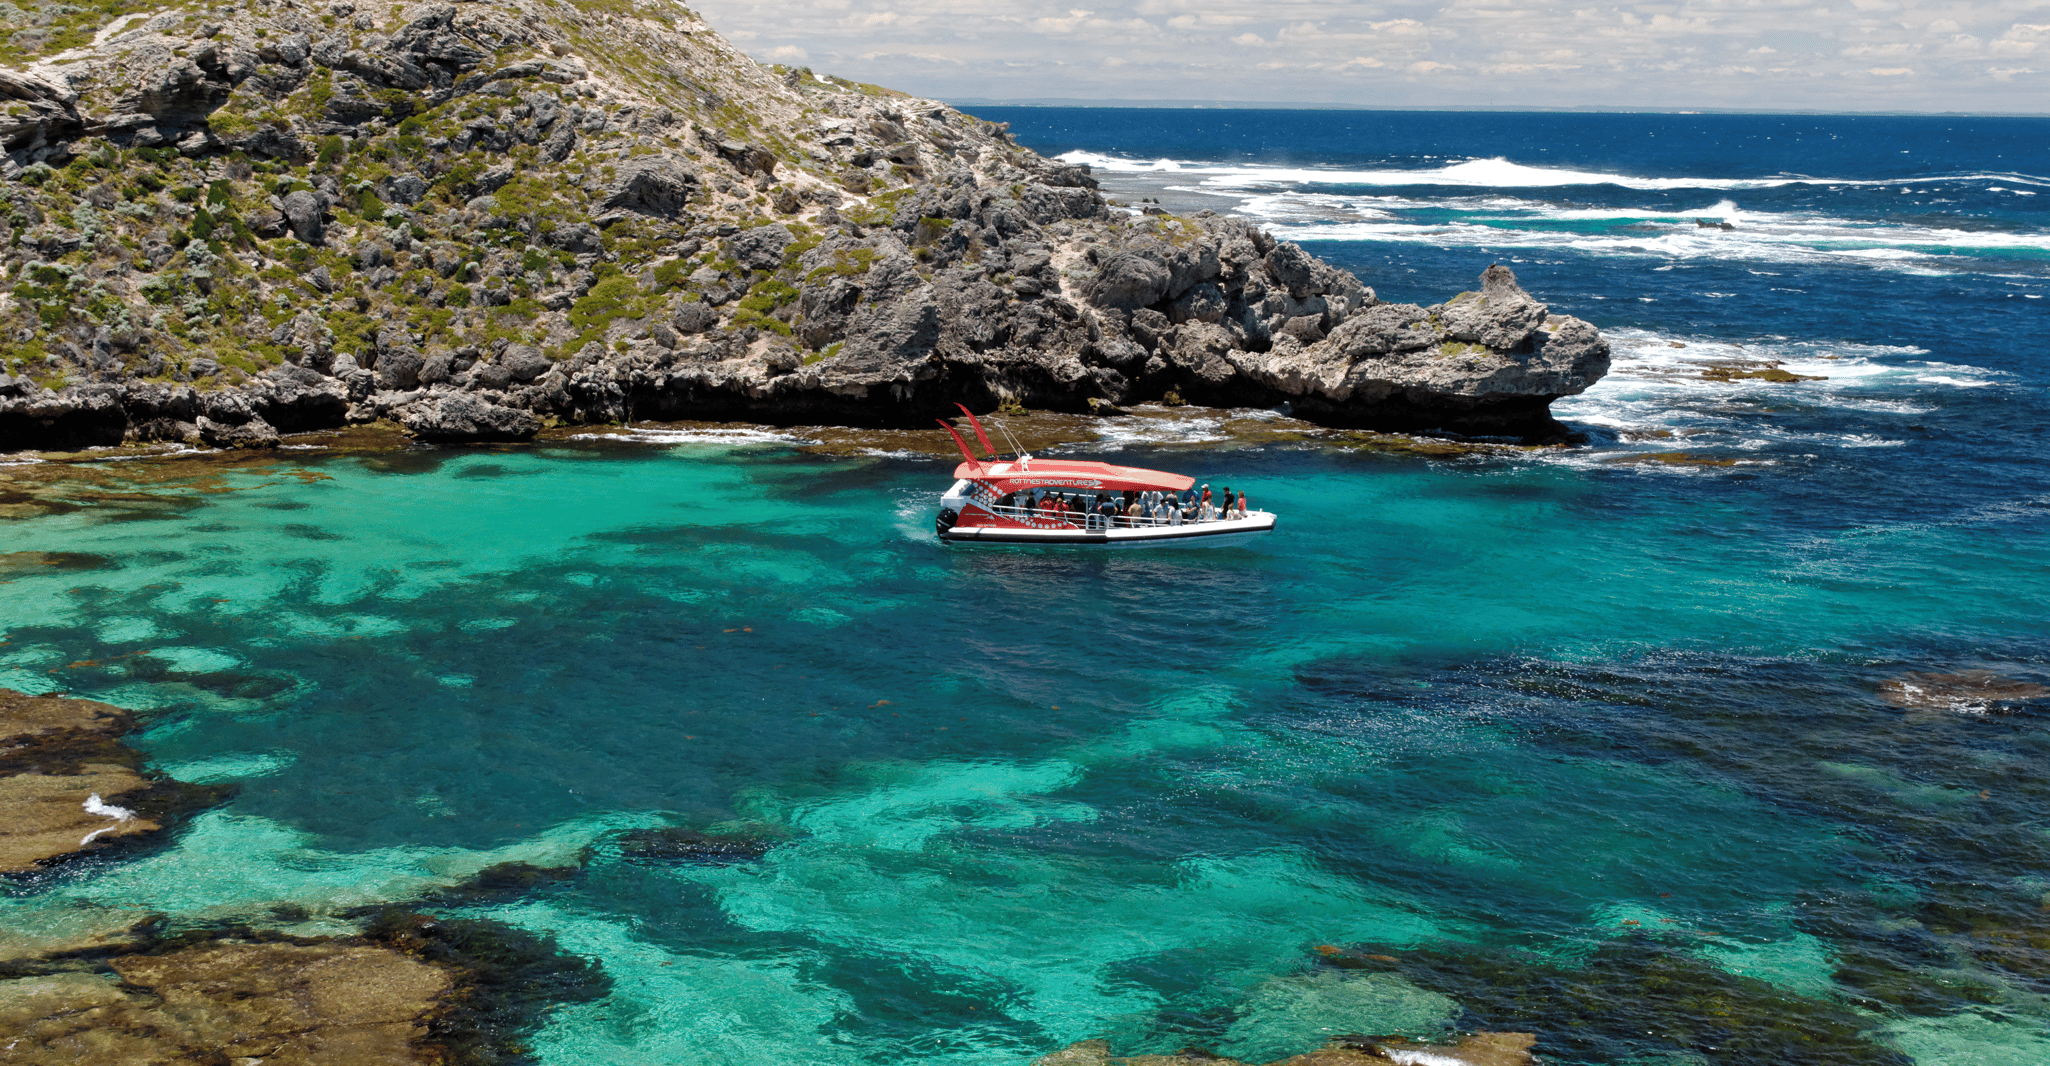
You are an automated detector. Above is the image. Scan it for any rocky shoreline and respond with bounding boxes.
[1,0,1608,454]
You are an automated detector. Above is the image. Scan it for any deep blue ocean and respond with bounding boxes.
[5,111,2049,1065]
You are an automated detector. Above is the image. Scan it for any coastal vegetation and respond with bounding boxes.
[0,0,1609,452]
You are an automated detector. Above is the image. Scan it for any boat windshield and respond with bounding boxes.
[982,485,1254,529]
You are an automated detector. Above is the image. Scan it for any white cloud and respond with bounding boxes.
[1991,23,2048,56]
[1034,9,1096,33]
[689,0,2050,110]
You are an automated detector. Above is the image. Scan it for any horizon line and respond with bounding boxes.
[943,99,2050,119]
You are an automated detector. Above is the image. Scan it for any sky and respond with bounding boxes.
[687,0,2050,112]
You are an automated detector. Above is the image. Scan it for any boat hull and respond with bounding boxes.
[938,513,1276,546]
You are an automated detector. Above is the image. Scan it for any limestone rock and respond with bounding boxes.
[0,0,1610,447]
[281,189,328,243]
[0,943,449,1065]
[499,344,553,383]
[0,690,167,873]
[729,223,795,272]
[196,413,281,448]
[397,391,541,442]
[601,152,700,216]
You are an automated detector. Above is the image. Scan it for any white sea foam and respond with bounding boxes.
[1088,406,1231,445]
[568,426,812,446]
[1090,153,2050,275]
[79,792,136,846]
[1063,149,2050,193]
[1242,211,2050,273]
[1546,327,2001,467]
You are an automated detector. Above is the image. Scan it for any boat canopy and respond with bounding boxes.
[953,459,1196,494]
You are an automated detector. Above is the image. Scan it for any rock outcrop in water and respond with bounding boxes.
[0,910,612,1065]
[0,0,1608,450]
[1877,670,2050,712]
[1034,1032,1537,1066]
[0,688,223,872]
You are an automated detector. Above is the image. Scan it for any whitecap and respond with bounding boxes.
[1065,148,2050,193]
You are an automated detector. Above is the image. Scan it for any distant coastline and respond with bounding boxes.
[945,100,2050,119]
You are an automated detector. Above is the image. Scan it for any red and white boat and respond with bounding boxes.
[932,406,1276,546]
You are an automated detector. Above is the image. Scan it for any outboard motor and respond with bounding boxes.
[935,507,959,536]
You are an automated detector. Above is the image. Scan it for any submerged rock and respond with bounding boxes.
[614,825,785,865]
[1030,1032,1536,1066]
[0,942,450,1065]
[1878,670,2050,712]
[1701,359,1825,383]
[0,688,224,873]
[1307,939,1912,1066]
[0,907,611,1065]
[0,551,114,574]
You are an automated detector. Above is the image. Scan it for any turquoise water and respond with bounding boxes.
[9,110,2050,1065]
[5,411,2048,1063]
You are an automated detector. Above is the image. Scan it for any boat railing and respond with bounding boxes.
[982,503,1250,530]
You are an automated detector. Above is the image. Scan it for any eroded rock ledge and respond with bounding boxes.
[0,687,224,874]
[0,910,610,1066]
[0,0,1608,452]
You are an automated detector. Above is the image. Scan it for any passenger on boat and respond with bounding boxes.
[1232,492,1249,519]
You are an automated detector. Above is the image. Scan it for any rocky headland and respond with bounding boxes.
[0,0,1609,453]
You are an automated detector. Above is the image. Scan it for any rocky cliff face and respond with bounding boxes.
[0,0,1609,450]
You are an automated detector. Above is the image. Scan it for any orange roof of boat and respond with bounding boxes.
[953,459,1195,493]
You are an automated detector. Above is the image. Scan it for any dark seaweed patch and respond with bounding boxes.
[612,826,784,865]
[419,860,588,907]
[280,522,346,541]
[0,551,115,572]
[363,910,613,1066]
[1320,939,1910,1066]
